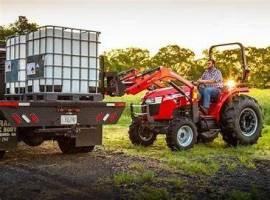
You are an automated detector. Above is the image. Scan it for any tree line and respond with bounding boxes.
[104,46,270,88]
[1,17,269,88]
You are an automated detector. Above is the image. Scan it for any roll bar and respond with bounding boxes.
[209,42,249,82]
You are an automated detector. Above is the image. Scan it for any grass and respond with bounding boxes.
[134,185,170,200]
[113,170,155,186]
[104,89,270,176]
[105,93,142,125]
[228,187,260,200]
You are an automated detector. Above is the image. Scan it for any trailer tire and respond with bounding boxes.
[57,137,95,154]
[166,117,197,151]
[220,95,263,146]
[129,118,156,146]
[19,128,44,147]
[22,135,44,147]
[0,151,5,159]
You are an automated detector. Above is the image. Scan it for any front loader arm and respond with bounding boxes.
[105,66,194,96]
[125,67,194,95]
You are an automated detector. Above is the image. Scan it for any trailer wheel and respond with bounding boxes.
[166,117,197,151]
[22,135,44,147]
[220,95,263,146]
[129,118,156,146]
[0,151,5,159]
[57,137,95,154]
[19,128,44,147]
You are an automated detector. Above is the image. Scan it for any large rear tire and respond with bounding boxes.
[0,151,5,159]
[166,117,198,151]
[57,137,95,154]
[220,95,263,146]
[129,117,157,146]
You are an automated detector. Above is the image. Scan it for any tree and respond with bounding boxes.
[151,45,202,80]
[0,16,38,42]
[210,49,242,80]
[151,45,195,67]
[103,48,151,72]
[246,47,270,88]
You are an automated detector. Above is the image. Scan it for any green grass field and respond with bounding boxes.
[104,89,270,175]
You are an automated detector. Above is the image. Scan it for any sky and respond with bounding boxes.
[1,0,270,57]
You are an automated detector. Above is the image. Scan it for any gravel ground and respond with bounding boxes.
[0,142,270,200]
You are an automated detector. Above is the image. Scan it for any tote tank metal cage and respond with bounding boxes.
[5,34,27,96]
[5,26,102,101]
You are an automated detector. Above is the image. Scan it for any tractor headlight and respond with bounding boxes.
[145,98,154,104]
[145,96,163,104]
[154,96,163,104]
[225,80,236,90]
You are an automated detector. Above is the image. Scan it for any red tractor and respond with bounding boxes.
[106,43,263,150]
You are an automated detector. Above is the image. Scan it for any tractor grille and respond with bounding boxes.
[148,103,160,116]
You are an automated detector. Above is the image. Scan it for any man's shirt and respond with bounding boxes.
[201,67,223,88]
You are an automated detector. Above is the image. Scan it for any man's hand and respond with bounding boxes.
[197,79,215,84]
[191,81,198,85]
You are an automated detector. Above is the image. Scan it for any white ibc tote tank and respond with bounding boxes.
[25,26,100,94]
[5,35,26,95]
[4,26,101,97]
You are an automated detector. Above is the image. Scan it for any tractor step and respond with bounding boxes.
[200,115,215,120]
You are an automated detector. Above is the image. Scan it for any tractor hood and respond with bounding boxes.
[143,86,191,101]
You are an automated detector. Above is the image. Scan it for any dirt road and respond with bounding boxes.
[0,142,270,200]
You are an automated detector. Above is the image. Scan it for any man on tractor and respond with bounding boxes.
[107,42,263,151]
[198,59,223,114]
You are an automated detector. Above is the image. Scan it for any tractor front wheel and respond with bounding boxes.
[57,137,95,154]
[166,117,198,151]
[0,150,5,159]
[129,118,157,146]
[220,95,263,146]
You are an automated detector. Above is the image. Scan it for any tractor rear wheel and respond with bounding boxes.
[220,95,263,146]
[57,137,95,154]
[0,151,5,159]
[129,117,157,146]
[166,117,198,151]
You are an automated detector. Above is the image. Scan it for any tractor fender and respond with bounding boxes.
[212,87,249,122]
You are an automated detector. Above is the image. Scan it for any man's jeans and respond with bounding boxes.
[199,87,221,109]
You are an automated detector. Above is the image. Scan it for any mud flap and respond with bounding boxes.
[0,119,17,150]
[75,126,102,147]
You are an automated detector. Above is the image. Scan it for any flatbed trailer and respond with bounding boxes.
[0,100,125,157]
[0,30,125,158]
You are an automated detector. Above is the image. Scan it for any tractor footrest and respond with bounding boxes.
[200,115,215,120]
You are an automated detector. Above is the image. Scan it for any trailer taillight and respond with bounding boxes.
[11,113,22,124]
[106,102,125,107]
[115,102,125,107]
